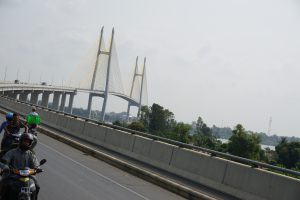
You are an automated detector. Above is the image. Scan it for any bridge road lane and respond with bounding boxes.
[0,115,186,200]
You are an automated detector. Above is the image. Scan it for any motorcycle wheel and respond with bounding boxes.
[18,194,31,200]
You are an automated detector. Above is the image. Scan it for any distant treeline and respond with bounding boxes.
[72,107,300,146]
[71,104,300,174]
[210,125,300,146]
[71,107,137,123]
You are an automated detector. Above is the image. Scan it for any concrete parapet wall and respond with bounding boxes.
[132,136,176,170]
[82,122,107,145]
[55,114,70,132]
[169,148,227,191]
[221,161,300,200]
[65,117,85,138]
[0,95,300,200]
[103,128,135,157]
[44,111,59,127]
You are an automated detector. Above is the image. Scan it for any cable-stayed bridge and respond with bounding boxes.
[1,27,148,122]
[0,28,299,200]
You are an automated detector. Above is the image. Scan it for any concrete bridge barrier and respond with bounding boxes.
[55,114,70,132]
[131,136,176,170]
[1,95,300,200]
[148,140,175,169]
[37,109,49,125]
[103,128,135,157]
[222,160,300,200]
[44,111,59,127]
[82,122,107,145]
[65,117,86,138]
[169,148,227,191]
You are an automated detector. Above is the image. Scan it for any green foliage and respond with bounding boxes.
[275,138,300,169]
[211,125,232,139]
[148,103,176,134]
[148,103,165,132]
[138,103,192,143]
[212,125,300,146]
[139,106,150,131]
[192,116,219,149]
[112,120,122,126]
[172,122,191,143]
[128,121,146,132]
[228,124,261,160]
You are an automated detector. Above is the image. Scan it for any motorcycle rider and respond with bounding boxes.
[1,113,28,151]
[0,113,13,134]
[26,106,40,135]
[29,106,38,116]
[0,133,40,200]
[26,107,40,150]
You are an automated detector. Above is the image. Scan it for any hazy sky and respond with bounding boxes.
[1,0,300,137]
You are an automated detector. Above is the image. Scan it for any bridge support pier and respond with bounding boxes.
[41,91,51,108]
[87,93,104,118]
[30,91,41,105]
[19,91,30,102]
[59,93,67,112]
[126,104,131,122]
[87,93,93,118]
[66,93,75,114]
[52,92,61,110]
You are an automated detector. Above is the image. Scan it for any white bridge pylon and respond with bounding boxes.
[68,27,148,121]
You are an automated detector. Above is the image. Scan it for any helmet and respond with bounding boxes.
[19,133,34,151]
[31,106,37,112]
[5,113,13,121]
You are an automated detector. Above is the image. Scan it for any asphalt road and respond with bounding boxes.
[0,115,185,200]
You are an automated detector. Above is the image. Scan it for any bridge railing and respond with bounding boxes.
[1,95,300,178]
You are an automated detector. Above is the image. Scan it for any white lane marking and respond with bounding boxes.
[39,142,150,200]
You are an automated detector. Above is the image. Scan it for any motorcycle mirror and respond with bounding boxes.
[39,159,47,166]
[36,168,44,173]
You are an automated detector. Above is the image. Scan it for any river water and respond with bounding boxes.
[218,139,275,151]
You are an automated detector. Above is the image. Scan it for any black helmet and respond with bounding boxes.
[19,133,34,151]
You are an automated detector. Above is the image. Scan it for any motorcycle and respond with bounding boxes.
[3,159,46,200]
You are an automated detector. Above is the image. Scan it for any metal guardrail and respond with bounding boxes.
[1,95,300,178]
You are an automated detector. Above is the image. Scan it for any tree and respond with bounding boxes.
[137,103,194,144]
[139,106,150,131]
[147,103,176,134]
[149,104,166,133]
[195,117,214,137]
[193,116,218,149]
[112,120,127,128]
[275,138,300,169]
[172,122,191,143]
[112,120,122,126]
[128,121,146,132]
[228,124,261,160]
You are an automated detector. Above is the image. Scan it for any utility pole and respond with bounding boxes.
[16,69,20,80]
[40,73,42,83]
[267,117,272,136]
[51,74,54,85]
[3,66,7,81]
[28,70,31,83]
